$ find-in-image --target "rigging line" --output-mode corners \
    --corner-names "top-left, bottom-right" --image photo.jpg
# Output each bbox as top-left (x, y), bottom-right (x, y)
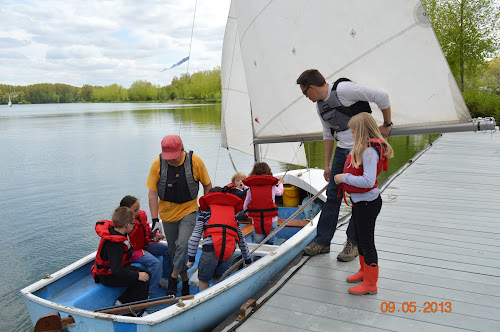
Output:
top-left (178, 0), bottom-right (198, 137)
top-left (184, 0), bottom-right (198, 100)
top-left (253, 21), bottom-right (421, 137)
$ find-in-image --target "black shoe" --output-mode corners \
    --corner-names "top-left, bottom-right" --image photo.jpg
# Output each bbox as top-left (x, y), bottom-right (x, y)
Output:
top-left (166, 276), bottom-right (177, 297)
top-left (181, 280), bottom-right (190, 296)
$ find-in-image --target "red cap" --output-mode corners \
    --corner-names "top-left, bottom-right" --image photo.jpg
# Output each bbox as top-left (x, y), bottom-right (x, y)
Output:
top-left (161, 135), bottom-right (183, 160)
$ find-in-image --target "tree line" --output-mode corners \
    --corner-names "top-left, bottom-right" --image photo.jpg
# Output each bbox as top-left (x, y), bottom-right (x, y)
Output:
top-left (0, 67), bottom-right (222, 105)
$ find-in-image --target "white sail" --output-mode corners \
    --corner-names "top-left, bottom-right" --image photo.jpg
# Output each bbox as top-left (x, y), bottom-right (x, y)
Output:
top-left (8, 94), bottom-right (12, 107)
top-left (221, 1), bottom-right (307, 166)
top-left (226, 0), bottom-right (471, 142)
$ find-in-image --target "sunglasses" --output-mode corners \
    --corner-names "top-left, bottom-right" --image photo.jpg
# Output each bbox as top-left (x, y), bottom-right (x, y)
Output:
top-left (303, 85), bottom-right (311, 96)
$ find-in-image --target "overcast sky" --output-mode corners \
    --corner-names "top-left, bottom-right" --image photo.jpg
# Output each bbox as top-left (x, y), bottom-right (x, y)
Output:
top-left (0, 0), bottom-right (231, 88)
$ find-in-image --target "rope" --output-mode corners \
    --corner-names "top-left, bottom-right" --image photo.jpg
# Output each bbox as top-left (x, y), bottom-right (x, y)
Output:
top-left (220, 181), bottom-right (329, 280)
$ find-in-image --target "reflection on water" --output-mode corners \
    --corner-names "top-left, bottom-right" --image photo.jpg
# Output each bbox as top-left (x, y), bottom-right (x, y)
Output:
top-left (0, 103), bottom-right (437, 331)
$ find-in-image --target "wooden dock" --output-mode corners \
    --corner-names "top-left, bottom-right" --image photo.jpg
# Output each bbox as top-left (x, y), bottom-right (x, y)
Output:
top-left (228, 130), bottom-right (500, 332)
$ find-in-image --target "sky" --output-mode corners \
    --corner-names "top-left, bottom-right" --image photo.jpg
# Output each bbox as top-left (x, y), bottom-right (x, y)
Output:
top-left (0, 0), bottom-right (231, 88)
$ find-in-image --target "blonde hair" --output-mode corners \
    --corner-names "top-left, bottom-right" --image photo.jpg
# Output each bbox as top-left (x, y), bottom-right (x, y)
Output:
top-left (249, 162), bottom-right (273, 176)
top-left (231, 172), bottom-right (247, 184)
top-left (348, 113), bottom-right (394, 168)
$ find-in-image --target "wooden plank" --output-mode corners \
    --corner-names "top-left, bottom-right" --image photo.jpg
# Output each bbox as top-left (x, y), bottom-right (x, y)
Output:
top-left (273, 284), bottom-right (500, 331)
top-left (278, 218), bottom-right (310, 227)
top-left (259, 292), bottom-right (462, 332)
top-left (236, 319), bottom-right (316, 332)
top-left (304, 256), bottom-right (500, 296)
top-left (241, 224), bottom-right (254, 238)
top-left (294, 265), bottom-right (500, 309)
top-left (288, 272), bottom-right (500, 319)
top-left (330, 241), bottom-right (496, 273)
top-left (332, 237), bottom-right (499, 260)
top-left (244, 303), bottom-right (389, 332)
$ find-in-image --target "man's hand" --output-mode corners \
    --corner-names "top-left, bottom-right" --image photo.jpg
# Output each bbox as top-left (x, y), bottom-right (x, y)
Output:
top-left (138, 272), bottom-right (150, 282)
top-left (379, 125), bottom-right (392, 138)
top-left (323, 165), bottom-right (331, 182)
top-left (186, 262), bottom-right (194, 269)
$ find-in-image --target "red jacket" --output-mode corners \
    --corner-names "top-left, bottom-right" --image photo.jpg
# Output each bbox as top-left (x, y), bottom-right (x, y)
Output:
top-left (128, 210), bottom-right (152, 252)
top-left (342, 139), bottom-right (389, 194)
top-left (243, 175), bottom-right (279, 235)
top-left (91, 220), bottom-right (133, 279)
top-left (199, 192), bottom-right (243, 261)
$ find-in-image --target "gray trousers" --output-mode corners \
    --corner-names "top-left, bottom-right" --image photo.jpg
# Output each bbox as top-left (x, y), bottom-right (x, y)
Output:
top-left (163, 211), bottom-right (197, 272)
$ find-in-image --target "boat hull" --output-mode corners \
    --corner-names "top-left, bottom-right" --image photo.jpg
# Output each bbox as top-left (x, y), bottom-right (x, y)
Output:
top-left (21, 169), bottom-right (326, 331)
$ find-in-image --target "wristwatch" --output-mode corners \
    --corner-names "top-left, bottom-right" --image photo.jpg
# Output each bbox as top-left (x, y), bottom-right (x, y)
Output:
top-left (383, 122), bottom-right (393, 127)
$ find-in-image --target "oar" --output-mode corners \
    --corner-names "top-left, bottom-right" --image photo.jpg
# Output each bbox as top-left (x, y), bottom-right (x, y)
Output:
top-left (96, 295), bottom-right (194, 315)
top-left (95, 294), bottom-right (175, 312)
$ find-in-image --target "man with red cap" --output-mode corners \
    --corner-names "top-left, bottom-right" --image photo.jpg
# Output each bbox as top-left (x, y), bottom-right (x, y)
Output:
top-left (146, 135), bottom-right (212, 296)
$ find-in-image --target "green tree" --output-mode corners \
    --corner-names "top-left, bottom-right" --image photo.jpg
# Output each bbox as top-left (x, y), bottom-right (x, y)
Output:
top-left (78, 84), bottom-right (94, 102)
top-left (423, 0), bottom-right (500, 91)
top-left (128, 80), bottom-right (157, 101)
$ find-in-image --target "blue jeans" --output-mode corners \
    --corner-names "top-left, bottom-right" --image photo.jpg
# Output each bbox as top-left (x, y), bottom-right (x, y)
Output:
top-left (253, 220), bottom-right (278, 245)
top-left (133, 242), bottom-right (172, 295)
top-left (314, 147), bottom-right (356, 246)
top-left (197, 246), bottom-right (232, 282)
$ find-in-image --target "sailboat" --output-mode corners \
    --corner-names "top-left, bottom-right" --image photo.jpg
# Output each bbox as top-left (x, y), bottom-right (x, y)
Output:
top-left (8, 94), bottom-right (12, 107)
top-left (21, 1), bottom-right (496, 331)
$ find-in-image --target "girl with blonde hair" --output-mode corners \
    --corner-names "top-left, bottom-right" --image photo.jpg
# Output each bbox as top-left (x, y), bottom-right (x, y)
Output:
top-left (334, 112), bottom-right (393, 296)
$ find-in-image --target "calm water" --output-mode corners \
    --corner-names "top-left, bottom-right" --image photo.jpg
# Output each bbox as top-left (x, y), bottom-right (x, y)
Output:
top-left (0, 103), bottom-right (436, 331)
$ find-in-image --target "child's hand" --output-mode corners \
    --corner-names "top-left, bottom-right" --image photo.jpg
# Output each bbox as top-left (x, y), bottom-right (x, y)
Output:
top-left (278, 177), bottom-right (284, 184)
top-left (186, 262), bottom-right (194, 269)
top-left (334, 173), bottom-right (345, 184)
top-left (155, 233), bottom-right (166, 241)
top-left (138, 272), bottom-right (150, 282)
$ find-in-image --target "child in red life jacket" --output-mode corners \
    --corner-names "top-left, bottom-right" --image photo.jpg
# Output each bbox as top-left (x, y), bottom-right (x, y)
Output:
top-left (91, 206), bottom-right (151, 307)
top-left (120, 195), bottom-right (173, 296)
top-left (186, 187), bottom-right (252, 291)
top-left (243, 162), bottom-right (284, 245)
top-left (334, 113), bottom-right (393, 296)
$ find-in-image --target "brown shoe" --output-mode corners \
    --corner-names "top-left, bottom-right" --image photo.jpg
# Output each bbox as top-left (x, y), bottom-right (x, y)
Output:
top-left (303, 242), bottom-right (330, 256)
top-left (337, 240), bottom-right (358, 262)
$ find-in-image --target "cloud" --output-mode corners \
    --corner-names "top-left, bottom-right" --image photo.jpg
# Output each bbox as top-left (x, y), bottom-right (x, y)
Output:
top-left (0, 0), bottom-right (231, 87)
top-left (0, 37), bottom-right (30, 48)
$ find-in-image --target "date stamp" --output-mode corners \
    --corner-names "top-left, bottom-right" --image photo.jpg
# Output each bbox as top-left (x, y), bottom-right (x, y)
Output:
top-left (381, 301), bottom-right (452, 313)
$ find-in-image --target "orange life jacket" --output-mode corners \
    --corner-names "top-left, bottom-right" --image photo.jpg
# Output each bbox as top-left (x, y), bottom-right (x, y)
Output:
top-left (341, 139), bottom-right (389, 195)
top-left (91, 219), bottom-right (133, 280)
top-left (243, 175), bottom-right (279, 235)
top-left (128, 210), bottom-right (151, 251)
top-left (199, 192), bottom-right (243, 261)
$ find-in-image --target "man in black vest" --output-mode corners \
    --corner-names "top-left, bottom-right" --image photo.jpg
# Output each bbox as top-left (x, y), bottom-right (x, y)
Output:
top-left (297, 69), bottom-right (393, 260)
top-left (146, 135), bottom-right (212, 296)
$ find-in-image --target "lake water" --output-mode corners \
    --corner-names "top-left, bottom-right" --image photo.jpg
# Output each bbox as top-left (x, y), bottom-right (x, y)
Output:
top-left (0, 103), bottom-right (436, 331)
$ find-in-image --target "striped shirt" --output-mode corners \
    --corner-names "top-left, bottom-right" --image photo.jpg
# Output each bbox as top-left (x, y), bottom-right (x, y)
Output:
top-left (188, 209), bottom-right (252, 264)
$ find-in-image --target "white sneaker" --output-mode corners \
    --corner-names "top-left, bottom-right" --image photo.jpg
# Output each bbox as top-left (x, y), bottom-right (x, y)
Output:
top-left (114, 299), bottom-right (123, 306)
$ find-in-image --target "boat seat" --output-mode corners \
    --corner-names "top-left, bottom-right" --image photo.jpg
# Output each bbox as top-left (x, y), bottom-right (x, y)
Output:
top-left (240, 224), bottom-right (254, 238)
top-left (278, 218), bottom-right (310, 227)
top-left (53, 262), bottom-right (147, 311)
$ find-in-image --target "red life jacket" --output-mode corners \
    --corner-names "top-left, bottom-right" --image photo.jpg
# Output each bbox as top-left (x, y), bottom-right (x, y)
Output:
top-left (243, 175), bottom-right (279, 235)
top-left (128, 210), bottom-right (151, 251)
top-left (199, 192), bottom-right (243, 261)
top-left (341, 139), bottom-right (389, 195)
top-left (91, 219), bottom-right (133, 280)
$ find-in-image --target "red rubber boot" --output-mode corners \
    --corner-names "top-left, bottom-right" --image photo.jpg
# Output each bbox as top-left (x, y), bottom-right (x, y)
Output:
top-left (346, 255), bottom-right (364, 283)
top-left (348, 263), bottom-right (378, 295)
